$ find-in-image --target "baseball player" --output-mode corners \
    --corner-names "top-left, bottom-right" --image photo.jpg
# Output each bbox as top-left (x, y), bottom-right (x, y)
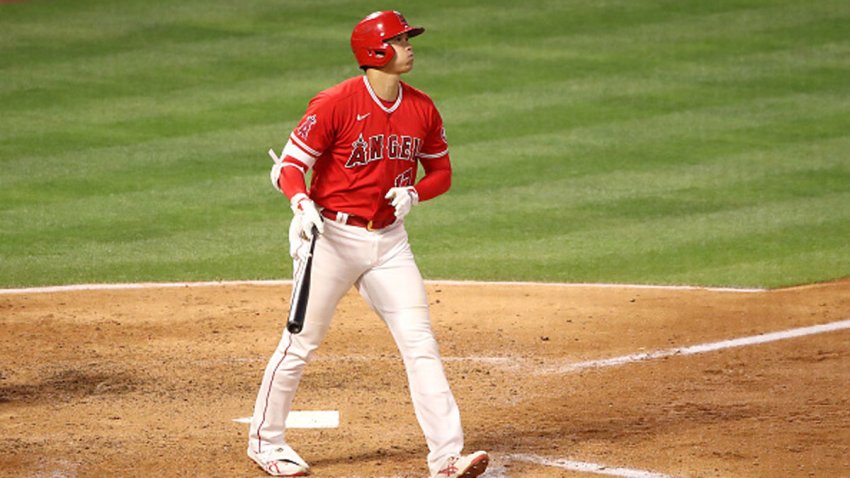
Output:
top-left (247, 10), bottom-right (489, 478)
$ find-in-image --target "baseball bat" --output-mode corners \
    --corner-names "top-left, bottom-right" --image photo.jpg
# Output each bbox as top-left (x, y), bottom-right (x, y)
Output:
top-left (286, 226), bottom-right (319, 334)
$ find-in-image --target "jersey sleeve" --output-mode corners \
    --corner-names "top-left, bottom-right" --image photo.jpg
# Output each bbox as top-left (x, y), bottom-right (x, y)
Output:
top-left (417, 104), bottom-right (449, 160)
top-left (281, 93), bottom-right (337, 170)
top-left (414, 154), bottom-right (451, 202)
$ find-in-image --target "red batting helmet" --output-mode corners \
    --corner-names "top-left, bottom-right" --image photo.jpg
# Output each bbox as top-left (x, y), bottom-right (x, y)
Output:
top-left (350, 11), bottom-right (424, 69)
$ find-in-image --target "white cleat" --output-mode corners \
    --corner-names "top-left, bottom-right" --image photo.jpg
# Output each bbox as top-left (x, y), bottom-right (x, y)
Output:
top-left (247, 445), bottom-right (310, 477)
top-left (432, 451), bottom-right (489, 478)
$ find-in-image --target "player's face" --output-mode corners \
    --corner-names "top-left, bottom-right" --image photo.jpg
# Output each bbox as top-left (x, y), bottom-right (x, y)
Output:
top-left (384, 33), bottom-right (414, 74)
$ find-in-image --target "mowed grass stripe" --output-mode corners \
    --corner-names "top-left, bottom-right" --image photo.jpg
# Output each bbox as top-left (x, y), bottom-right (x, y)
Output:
top-left (0, 218), bottom-right (287, 286)
top-left (7, 129), bottom-right (847, 249)
top-left (577, 219), bottom-right (850, 288)
top-left (4, 41), bottom-right (850, 184)
top-left (449, 91), bottom-right (850, 193)
top-left (0, 120), bottom-right (288, 186)
top-left (0, 124), bottom-right (284, 212)
top-left (429, 0), bottom-right (808, 45)
top-left (0, 173), bottom-right (274, 250)
top-left (438, 39), bottom-right (849, 129)
top-left (1, 73), bottom-right (329, 138)
top-left (417, 184), bottom-right (850, 251)
top-left (416, 193), bottom-right (850, 285)
top-left (5, 85), bottom-right (846, 221)
top-left (4, 1), bottom-right (845, 138)
top-left (5, 4), bottom-right (844, 110)
top-left (0, 0), bottom-right (355, 79)
top-left (418, 1), bottom-right (848, 93)
top-left (0, 30), bottom-right (349, 108)
top-left (447, 3), bottom-right (847, 69)
top-left (432, 135), bottom-right (850, 224)
top-left (663, 244), bottom-right (850, 287)
top-left (448, 67), bottom-right (849, 145)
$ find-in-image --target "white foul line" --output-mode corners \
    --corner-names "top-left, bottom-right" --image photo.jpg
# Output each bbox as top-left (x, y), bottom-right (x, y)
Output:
top-left (511, 454), bottom-right (677, 478)
top-left (552, 318), bottom-right (850, 374)
top-left (0, 279), bottom-right (766, 295)
top-left (0, 280), bottom-right (293, 295)
top-left (429, 280), bottom-right (765, 293)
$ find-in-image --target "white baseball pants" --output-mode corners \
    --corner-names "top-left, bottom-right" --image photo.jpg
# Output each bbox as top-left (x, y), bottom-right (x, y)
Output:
top-left (248, 219), bottom-right (464, 475)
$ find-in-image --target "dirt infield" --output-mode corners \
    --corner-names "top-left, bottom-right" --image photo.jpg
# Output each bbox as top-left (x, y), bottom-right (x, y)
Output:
top-left (1, 280), bottom-right (848, 478)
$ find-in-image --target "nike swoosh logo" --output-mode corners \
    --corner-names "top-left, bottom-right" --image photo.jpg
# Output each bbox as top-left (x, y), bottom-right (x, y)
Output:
top-left (356, 113), bottom-right (370, 121)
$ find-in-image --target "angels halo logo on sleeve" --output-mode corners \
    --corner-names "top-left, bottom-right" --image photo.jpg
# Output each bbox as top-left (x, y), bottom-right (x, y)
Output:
top-left (295, 115), bottom-right (317, 140)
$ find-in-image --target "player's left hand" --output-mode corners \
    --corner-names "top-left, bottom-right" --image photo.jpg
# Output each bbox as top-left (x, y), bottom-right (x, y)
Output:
top-left (290, 194), bottom-right (324, 239)
top-left (385, 187), bottom-right (419, 220)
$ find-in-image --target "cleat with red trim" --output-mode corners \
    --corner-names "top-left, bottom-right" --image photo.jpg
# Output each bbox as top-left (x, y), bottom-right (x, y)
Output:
top-left (432, 451), bottom-right (489, 478)
top-left (247, 445), bottom-right (310, 477)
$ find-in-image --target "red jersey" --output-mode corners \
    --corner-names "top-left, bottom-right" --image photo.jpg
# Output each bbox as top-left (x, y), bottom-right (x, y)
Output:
top-left (279, 76), bottom-right (450, 226)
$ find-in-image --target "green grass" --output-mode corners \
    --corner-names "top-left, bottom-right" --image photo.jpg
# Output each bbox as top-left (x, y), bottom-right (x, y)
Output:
top-left (1, 0), bottom-right (848, 288)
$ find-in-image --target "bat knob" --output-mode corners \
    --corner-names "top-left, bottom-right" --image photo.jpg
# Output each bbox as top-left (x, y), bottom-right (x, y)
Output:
top-left (287, 322), bottom-right (303, 334)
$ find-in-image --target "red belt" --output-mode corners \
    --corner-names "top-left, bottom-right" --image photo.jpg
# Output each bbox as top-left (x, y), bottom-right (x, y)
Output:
top-left (320, 208), bottom-right (395, 231)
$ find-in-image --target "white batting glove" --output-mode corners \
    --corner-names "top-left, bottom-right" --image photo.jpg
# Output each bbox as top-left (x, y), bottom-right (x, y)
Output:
top-left (384, 187), bottom-right (419, 220)
top-left (290, 193), bottom-right (324, 240)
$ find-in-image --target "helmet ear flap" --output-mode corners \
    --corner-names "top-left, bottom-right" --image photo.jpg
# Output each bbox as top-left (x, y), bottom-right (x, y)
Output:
top-left (368, 44), bottom-right (395, 66)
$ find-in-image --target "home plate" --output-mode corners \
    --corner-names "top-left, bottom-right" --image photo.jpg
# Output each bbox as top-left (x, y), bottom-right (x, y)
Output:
top-left (232, 411), bottom-right (339, 429)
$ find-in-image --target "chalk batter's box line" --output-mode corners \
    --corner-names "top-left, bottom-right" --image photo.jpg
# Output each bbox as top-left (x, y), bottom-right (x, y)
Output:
top-left (306, 319), bottom-right (850, 374)
top-left (550, 317), bottom-right (850, 374)
top-left (510, 453), bottom-right (679, 478)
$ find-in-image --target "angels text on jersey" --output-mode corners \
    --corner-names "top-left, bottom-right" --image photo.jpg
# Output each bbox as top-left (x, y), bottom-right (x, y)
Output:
top-left (346, 133), bottom-right (422, 168)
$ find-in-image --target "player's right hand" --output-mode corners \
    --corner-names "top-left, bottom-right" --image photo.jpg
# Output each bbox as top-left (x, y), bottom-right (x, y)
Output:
top-left (290, 194), bottom-right (324, 240)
